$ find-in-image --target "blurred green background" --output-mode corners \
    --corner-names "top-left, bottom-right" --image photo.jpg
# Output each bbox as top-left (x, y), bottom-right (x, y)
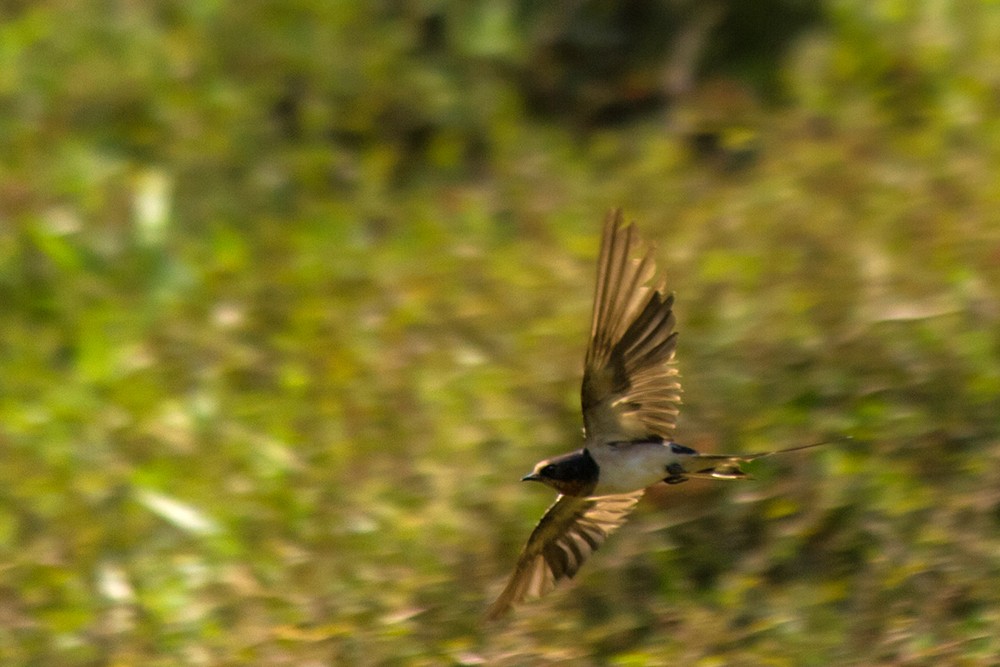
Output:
top-left (3, 1), bottom-right (1000, 664)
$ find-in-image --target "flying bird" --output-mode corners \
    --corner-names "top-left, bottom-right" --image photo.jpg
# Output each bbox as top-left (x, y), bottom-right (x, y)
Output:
top-left (486, 209), bottom-right (831, 620)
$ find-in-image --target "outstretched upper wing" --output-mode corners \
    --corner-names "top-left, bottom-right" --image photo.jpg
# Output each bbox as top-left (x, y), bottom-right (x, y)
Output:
top-left (485, 490), bottom-right (643, 620)
top-left (582, 210), bottom-right (681, 441)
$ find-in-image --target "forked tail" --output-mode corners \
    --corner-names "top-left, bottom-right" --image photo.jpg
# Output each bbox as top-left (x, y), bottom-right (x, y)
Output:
top-left (678, 436), bottom-right (851, 481)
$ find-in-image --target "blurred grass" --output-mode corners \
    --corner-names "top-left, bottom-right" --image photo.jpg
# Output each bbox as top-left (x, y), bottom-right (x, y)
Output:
top-left (2, 1), bottom-right (1000, 665)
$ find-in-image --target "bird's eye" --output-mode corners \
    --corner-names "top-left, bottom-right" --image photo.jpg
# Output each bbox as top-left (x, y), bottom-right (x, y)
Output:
top-left (541, 465), bottom-right (556, 477)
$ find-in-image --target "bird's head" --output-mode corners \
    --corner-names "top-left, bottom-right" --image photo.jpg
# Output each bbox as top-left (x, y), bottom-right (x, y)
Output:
top-left (522, 448), bottom-right (598, 497)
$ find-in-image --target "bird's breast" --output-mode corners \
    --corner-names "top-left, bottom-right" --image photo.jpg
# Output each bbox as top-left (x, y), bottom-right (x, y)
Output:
top-left (588, 441), bottom-right (686, 495)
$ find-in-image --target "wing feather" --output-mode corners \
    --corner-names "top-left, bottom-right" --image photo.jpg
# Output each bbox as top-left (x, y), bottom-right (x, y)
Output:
top-left (582, 210), bottom-right (681, 441)
top-left (485, 491), bottom-right (643, 620)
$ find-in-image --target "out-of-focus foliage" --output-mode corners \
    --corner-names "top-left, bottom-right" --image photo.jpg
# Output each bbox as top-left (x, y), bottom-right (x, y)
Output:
top-left (2, 0), bottom-right (1000, 664)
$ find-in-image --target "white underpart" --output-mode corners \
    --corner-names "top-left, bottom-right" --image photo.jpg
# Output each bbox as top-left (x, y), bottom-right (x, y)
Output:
top-left (587, 440), bottom-right (692, 495)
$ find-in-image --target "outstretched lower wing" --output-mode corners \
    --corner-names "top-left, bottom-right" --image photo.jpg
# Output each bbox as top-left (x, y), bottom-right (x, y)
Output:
top-left (582, 210), bottom-right (681, 441)
top-left (486, 490), bottom-right (643, 620)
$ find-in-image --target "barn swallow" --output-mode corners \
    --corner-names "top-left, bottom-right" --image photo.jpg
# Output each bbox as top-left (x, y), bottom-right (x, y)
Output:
top-left (486, 209), bottom-right (834, 620)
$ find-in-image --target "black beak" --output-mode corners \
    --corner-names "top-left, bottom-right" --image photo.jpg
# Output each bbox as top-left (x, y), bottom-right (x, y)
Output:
top-left (521, 472), bottom-right (542, 482)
